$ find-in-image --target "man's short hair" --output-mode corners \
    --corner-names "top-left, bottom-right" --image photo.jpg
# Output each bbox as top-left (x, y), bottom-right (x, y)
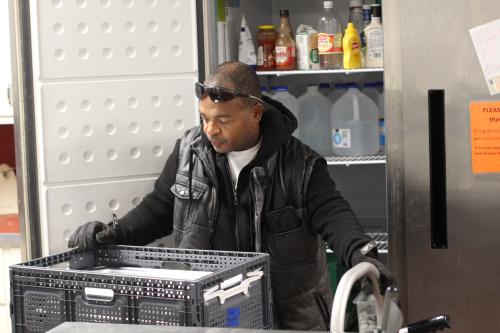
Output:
top-left (204, 62), bottom-right (261, 107)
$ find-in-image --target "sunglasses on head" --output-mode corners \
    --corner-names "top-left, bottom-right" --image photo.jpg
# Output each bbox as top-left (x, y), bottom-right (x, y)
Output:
top-left (195, 82), bottom-right (263, 104)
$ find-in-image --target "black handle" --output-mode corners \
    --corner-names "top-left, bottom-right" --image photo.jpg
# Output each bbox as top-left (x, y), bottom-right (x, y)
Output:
top-left (428, 90), bottom-right (448, 249)
top-left (406, 314), bottom-right (451, 333)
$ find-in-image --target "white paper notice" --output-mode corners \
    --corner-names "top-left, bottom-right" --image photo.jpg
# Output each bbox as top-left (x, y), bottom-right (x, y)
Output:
top-left (469, 18), bottom-right (500, 96)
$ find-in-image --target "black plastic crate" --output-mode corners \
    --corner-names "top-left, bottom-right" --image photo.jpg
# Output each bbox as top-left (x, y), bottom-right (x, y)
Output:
top-left (10, 245), bottom-right (272, 333)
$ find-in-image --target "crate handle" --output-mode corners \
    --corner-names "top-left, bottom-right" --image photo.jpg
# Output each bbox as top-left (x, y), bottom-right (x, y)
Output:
top-left (204, 270), bottom-right (264, 304)
top-left (84, 287), bottom-right (115, 303)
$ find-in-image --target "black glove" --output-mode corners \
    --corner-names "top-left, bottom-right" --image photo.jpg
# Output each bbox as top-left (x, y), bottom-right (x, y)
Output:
top-left (68, 221), bottom-right (122, 251)
top-left (351, 242), bottom-right (396, 295)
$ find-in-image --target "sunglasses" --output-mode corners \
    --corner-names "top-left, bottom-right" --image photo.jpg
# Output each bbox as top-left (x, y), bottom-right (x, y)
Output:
top-left (195, 82), bottom-right (263, 104)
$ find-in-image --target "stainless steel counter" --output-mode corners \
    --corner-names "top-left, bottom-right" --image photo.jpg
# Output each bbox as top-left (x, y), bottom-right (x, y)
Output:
top-left (47, 323), bottom-right (308, 333)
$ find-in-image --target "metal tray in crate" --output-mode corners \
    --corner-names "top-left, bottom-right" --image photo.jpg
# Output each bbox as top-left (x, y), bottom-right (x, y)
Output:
top-left (9, 245), bottom-right (272, 333)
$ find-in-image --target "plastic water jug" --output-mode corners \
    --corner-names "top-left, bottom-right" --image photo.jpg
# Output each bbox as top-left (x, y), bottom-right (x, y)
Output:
top-left (298, 84), bottom-right (333, 155)
top-left (328, 83), bottom-right (349, 103)
top-left (271, 86), bottom-right (299, 137)
top-left (261, 86), bottom-right (272, 98)
top-left (331, 83), bottom-right (379, 156)
top-left (319, 83), bottom-right (331, 96)
top-left (362, 82), bottom-right (384, 151)
top-left (362, 82), bottom-right (384, 118)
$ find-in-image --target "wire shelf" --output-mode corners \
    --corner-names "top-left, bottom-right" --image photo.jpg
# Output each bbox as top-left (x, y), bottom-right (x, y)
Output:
top-left (325, 154), bottom-right (386, 166)
top-left (256, 68), bottom-right (384, 77)
top-left (364, 225), bottom-right (388, 253)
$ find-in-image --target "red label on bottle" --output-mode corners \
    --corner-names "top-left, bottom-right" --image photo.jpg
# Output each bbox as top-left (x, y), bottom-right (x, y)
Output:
top-left (275, 46), bottom-right (296, 68)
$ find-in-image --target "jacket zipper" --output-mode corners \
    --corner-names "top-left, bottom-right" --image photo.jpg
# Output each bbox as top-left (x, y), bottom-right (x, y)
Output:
top-left (224, 158), bottom-right (242, 250)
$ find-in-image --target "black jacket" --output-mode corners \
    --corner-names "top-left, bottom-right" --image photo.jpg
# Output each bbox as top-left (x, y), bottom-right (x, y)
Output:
top-left (118, 96), bottom-right (372, 330)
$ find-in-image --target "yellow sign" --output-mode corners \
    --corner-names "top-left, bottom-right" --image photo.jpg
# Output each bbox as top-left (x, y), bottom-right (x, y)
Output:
top-left (470, 101), bottom-right (500, 173)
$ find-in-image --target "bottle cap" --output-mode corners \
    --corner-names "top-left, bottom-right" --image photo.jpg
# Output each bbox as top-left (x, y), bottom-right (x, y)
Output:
top-left (346, 22), bottom-right (356, 30)
top-left (258, 25), bottom-right (275, 30)
top-left (323, 1), bottom-right (333, 9)
top-left (271, 85), bottom-right (289, 92)
top-left (371, 4), bottom-right (381, 18)
top-left (362, 4), bottom-right (371, 10)
top-left (279, 9), bottom-right (289, 16)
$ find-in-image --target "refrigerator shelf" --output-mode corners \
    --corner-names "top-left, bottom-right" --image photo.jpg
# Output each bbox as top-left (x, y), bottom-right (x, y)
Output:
top-left (364, 225), bottom-right (388, 253)
top-left (325, 154), bottom-right (386, 166)
top-left (256, 68), bottom-right (383, 77)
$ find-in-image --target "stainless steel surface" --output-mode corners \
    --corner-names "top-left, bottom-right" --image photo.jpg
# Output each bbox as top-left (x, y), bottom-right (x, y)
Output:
top-left (201, 0), bottom-right (217, 77)
top-left (8, 0), bottom-right (41, 261)
top-left (46, 323), bottom-right (310, 333)
top-left (387, 0), bottom-right (500, 331)
top-left (383, 0), bottom-right (407, 320)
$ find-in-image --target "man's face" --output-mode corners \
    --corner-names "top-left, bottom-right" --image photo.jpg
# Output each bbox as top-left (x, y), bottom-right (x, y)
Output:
top-left (199, 96), bottom-right (262, 153)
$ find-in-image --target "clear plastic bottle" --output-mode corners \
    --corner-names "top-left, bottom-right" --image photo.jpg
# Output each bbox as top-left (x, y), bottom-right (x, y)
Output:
top-left (353, 291), bottom-right (378, 333)
top-left (298, 84), bottom-right (333, 155)
top-left (318, 1), bottom-right (343, 69)
top-left (331, 83), bottom-right (380, 156)
top-left (271, 86), bottom-right (299, 137)
top-left (275, 10), bottom-right (296, 71)
top-left (349, 0), bottom-right (364, 35)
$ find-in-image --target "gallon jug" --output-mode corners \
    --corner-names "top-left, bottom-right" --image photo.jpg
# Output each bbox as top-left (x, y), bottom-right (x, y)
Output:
top-left (298, 84), bottom-right (333, 155)
top-left (331, 83), bottom-right (379, 156)
top-left (328, 83), bottom-right (348, 103)
top-left (362, 82), bottom-right (384, 151)
top-left (319, 82), bottom-right (331, 96)
top-left (261, 86), bottom-right (272, 98)
top-left (271, 85), bottom-right (299, 137)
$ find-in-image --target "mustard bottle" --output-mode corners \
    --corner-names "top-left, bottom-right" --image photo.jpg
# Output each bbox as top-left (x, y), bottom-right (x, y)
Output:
top-left (342, 22), bottom-right (361, 69)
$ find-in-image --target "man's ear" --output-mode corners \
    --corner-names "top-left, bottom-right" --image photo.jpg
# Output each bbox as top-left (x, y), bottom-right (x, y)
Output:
top-left (252, 102), bottom-right (264, 121)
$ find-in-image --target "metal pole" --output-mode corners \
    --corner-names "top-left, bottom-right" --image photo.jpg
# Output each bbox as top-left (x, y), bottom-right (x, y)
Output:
top-left (8, 0), bottom-right (41, 260)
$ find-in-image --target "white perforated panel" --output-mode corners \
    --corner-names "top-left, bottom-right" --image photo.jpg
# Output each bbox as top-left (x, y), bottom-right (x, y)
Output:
top-left (29, 0), bottom-right (199, 255)
top-left (46, 178), bottom-right (155, 253)
top-left (37, 0), bottom-right (196, 78)
top-left (41, 78), bottom-right (196, 182)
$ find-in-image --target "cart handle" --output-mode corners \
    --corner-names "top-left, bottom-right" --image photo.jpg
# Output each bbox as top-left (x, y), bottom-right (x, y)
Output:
top-left (204, 270), bottom-right (264, 304)
top-left (330, 262), bottom-right (385, 333)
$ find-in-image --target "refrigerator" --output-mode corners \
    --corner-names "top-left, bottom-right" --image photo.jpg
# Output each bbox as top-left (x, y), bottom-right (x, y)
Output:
top-left (8, 0), bottom-right (500, 332)
top-left (384, 0), bottom-right (500, 331)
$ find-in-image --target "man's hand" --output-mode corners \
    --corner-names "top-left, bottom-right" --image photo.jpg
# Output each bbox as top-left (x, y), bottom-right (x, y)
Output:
top-left (68, 221), bottom-right (122, 251)
top-left (357, 255), bottom-right (396, 295)
top-left (351, 242), bottom-right (396, 295)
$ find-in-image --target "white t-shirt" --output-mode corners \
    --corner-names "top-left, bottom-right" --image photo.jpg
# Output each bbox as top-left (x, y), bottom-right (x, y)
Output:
top-left (227, 139), bottom-right (262, 188)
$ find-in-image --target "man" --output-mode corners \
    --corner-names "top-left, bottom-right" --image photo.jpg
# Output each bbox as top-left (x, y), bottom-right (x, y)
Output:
top-left (68, 61), bottom-right (394, 330)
